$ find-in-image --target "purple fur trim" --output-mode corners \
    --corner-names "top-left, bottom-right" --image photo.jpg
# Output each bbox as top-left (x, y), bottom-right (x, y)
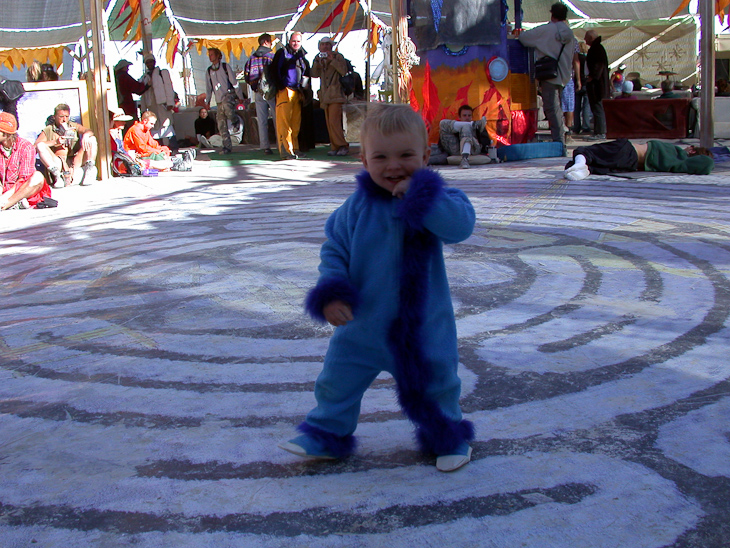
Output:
top-left (387, 217), bottom-right (475, 454)
top-left (417, 419), bottom-right (475, 455)
top-left (356, 170), bottom-right (391, 199)
top-left (298, 421), bottom-right (357, 458)
top-left (396, 169), bottom-right (444, 231)
top-left (305, 277), bottom-right (359, 323)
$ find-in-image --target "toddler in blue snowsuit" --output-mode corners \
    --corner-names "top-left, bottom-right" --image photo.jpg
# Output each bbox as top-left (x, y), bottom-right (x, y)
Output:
top-left (279, 103), bottom-right (476, 471)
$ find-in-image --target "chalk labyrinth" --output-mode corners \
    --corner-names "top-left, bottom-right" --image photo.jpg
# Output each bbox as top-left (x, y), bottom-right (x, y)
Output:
top-left (1, 173), bottom-right (729, 546)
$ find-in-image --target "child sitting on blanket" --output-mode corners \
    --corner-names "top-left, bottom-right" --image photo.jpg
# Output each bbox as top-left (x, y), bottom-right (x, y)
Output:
top-left (279, 103), bottom-right (476, 472)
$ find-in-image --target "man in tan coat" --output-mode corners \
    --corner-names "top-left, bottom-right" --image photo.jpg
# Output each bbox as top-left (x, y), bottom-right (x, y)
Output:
top-left (310, 36), bottom-right (350, 156)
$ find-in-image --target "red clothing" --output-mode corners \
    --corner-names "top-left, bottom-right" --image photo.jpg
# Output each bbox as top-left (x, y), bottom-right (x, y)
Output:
top-left (116, 70), bottom-right (147, 118)
top-left (1, 136), bottom-right (51, 208)
top-left (123, 121), bottom-right (169, 157)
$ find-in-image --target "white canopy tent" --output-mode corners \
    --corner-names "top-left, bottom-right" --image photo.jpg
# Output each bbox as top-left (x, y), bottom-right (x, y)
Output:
top-left (0, 0), bottom-right (721, 148)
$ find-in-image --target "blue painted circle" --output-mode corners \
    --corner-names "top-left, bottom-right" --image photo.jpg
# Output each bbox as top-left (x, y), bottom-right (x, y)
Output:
top-left (490, 57), bottom-right (509, 82)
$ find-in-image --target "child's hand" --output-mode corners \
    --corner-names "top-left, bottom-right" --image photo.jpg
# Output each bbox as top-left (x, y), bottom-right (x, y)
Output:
top-left (323, 300), bottom-right (353, 326)
top-left (392, 177), bottom-right (411, 198)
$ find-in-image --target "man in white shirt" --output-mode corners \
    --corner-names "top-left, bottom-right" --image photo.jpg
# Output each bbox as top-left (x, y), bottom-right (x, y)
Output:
top-left (140, 54), bottom-right (178, 152)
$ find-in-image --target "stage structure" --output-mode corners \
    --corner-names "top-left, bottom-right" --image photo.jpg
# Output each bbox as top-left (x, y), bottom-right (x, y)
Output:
top-left (406, 0), bottom-right (537, 146)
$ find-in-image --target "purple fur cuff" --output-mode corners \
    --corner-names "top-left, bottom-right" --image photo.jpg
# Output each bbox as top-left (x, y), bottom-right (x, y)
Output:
top-left (298, 422), bottom-right (357, 458)
top-left (305, 276), bottom-right (360, 323)
top-left (396, 169), bottom-right (445, 231)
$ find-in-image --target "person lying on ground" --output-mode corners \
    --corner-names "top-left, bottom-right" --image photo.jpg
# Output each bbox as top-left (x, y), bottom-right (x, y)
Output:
top-left (1, 112), bottom-right (52, 211)
top-left (564, 138), bottom-right (714, 180)
top-left (35, 103), bottom-right (98, 188)
top-left (123, 111), bottom-right (193, 172)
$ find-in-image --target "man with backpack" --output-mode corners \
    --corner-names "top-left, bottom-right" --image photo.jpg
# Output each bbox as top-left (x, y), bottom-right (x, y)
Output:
top-left (310, 36), bottom-right (350, 156)
top-left (245, 34), bottom-right (277, 155)
top-left (205, 47), bottom-right (244, 155)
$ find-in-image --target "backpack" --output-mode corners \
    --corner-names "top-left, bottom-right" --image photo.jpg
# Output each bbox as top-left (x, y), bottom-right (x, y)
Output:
top-left (245, 54), bottom-right (275, 99)
top-left (0, 79), bottom-right (25, 102)
top-left (111, 151), bottom-right (143, 176)
top-left (339, 59), bottom-right (364, 100)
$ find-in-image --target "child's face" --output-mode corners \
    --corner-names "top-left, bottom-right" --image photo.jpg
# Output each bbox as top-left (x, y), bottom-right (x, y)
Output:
top-left (362, 130), bottom-right (430, 193)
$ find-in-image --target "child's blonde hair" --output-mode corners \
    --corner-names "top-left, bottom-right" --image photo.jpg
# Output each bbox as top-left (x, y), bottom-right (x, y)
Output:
top-left (360, 103), bottom-right (428, 153)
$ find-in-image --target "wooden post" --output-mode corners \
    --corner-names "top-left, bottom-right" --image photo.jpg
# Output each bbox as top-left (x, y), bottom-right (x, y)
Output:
top-left (389, 0), bottom-right (402, 103)
top-left (699, 0), bottom-right (715, 147)
top-left (140, 0), bottom-right (154, 57)
top-left (366, 0), bottom-right (372, 104)
top-left (89, 0), bottom-right (111, 180)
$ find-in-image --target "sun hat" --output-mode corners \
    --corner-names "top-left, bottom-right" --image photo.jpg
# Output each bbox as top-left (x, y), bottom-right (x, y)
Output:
top-left (0, 112), bottom-right (18, 134)
top-left (112, 110), bottom-right (133, 122)
top-left (114, 59), bottom-right (133, 72)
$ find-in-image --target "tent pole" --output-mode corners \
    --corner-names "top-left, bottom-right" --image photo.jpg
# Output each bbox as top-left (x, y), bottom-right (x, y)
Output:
top-left (366, 0), bottom-right (372, 104)
top-left (140, 0), bottom-right (154, 56)
top-left (699, 0), bottom-right (715, 148)
top-left (89, 0), bottom-right (111, 181)
top-left (390, 0), bottom-right (405, 103)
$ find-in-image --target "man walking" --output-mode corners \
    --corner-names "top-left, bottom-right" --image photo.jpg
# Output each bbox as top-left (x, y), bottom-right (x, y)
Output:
top-left (244, 34), bottom-right (277, 155)
top-left (205, 47), bottom-right (244, 155)
top-left (517, 2), bottom-right (576, 145)
top-left (584, 29), bottom-right (610, 140)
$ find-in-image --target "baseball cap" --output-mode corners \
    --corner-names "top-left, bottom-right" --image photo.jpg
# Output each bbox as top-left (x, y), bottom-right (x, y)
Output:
top-left (0, 112), bottom-right (18, 134)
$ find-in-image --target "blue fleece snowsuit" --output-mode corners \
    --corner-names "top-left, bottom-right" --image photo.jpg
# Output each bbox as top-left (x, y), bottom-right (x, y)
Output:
top-left (303, 168), bottom-right (476, 457)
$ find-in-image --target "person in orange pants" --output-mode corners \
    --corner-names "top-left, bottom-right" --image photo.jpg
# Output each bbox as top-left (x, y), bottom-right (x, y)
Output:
top-left (271, 32), bottom-right (311, 160)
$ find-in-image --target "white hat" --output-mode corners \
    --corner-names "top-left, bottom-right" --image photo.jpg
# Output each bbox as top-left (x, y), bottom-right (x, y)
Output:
top-left (112, 110), bottom-right (133, 122)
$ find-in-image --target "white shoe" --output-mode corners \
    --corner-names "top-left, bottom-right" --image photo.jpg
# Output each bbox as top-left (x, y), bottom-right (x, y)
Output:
top-left (80, 164), bottom-right (97, 186)
top-left (565, 165), bottom-right (590, 180)
top-left (436, 446), bottom-right (472, 472)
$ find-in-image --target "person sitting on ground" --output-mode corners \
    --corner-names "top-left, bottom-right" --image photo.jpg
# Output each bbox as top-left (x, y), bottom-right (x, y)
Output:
top-left (438, 105), bottom-right (488, 169)
top-left (35, 103), bottom-right (98, 188)
top-left (194, 107), bottom-right (217, 149)
top-left (310, 36), bottom-right (350, 157)
top-left (1, 112), bottom-right (52, 211)
top-left (563, 138), bottom-right (714, 180)
top-left (109, 110), bottom-right (171, 173)
top-left (123, 110), bottom-right (193, 172)
top-left (657, 79), bottom-right (683, 99)
top-left (614, 80), bottom-right (636, 100)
